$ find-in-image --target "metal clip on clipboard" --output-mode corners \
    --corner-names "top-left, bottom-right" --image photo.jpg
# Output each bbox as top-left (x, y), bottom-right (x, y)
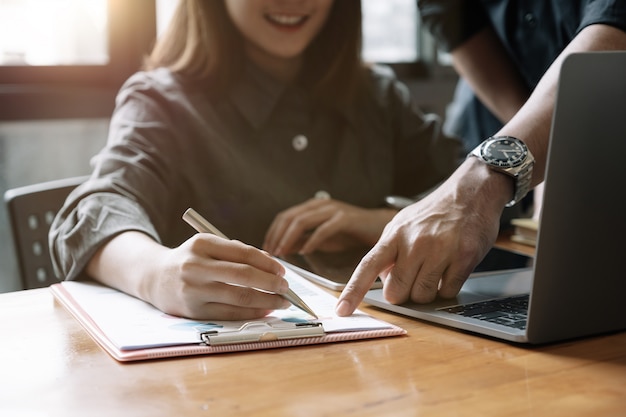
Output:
top-left (200, 321), bottom-right (324, 346)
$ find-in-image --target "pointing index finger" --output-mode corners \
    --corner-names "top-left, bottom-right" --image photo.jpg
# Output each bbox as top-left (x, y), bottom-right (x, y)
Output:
top-left (335, 242), bottom-right (397, 316)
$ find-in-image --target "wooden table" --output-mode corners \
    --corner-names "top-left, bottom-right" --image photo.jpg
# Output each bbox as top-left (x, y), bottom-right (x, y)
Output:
top-left (1, 238), bottom-right (625, 416)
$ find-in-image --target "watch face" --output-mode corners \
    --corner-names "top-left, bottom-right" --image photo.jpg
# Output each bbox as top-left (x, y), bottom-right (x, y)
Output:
top-left (480, 137), bottom-right (528, 168)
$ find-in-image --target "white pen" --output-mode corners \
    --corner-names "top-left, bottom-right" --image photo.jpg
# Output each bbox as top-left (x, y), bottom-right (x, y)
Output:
top-left (182, 208), bottom-right (318, 319)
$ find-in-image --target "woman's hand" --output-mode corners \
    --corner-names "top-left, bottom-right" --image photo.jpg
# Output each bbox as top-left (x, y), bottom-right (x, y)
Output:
top-left (87, 231), bottom-right (291, 321)
top-left (263, 198), bottom-right (397, 256)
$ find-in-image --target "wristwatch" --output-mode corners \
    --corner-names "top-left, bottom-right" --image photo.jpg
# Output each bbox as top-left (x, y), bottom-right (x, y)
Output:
top-left (468, 136), bottom-right (534, 207)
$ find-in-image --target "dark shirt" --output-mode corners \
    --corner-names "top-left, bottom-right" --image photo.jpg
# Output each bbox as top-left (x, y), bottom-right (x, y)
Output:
top-left (50, 62), bottom-right (461, 281)
top-left (418, 0), bottom-right (626, 148)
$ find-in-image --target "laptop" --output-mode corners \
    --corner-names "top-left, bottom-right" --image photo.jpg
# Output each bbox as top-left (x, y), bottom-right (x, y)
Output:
top-left (364, 51), bottom-right (626, 344)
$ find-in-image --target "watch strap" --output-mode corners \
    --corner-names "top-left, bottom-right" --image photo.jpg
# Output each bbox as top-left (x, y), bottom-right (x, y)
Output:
top-left (507, 160), bottom-right (533, 207)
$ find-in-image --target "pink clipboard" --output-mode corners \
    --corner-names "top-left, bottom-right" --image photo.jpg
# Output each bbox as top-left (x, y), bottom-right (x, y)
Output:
top-left (50, 281), bottom-right (406, 362)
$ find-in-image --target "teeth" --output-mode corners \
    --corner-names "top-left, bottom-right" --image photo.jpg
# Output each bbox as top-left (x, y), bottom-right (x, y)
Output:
top-left (267, 14), bottom-right (305, 26)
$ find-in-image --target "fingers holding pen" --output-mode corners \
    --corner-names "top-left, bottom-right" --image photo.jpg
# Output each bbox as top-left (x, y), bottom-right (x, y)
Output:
top-left (182, 280), bottom-right (290, 321)
top-left (179, 208), bottom-right (317, 320)
top-left (184, 233), bottom-right (290, 294)
top-left (151, 234), bottom-right (292, 320)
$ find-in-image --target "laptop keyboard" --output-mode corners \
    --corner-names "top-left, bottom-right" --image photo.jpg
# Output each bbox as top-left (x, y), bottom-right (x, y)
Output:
top-left (440, 295), bottom-right (529, 330)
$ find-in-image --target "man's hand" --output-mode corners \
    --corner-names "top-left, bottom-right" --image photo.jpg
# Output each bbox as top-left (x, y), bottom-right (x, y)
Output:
top-left (336, 159), bottom-right (506, 316)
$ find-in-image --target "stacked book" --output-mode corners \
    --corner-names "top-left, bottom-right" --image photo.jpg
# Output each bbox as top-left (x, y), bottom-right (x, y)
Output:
top-left (510, 217), bottom-right (539, 247)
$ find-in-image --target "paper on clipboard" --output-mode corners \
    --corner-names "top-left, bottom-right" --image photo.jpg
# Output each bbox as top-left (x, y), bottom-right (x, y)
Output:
top-left (50, 265), bottom-right (406, 361)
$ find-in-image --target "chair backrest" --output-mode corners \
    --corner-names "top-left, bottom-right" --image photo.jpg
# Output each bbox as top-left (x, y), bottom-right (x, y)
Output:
top-left (3, 176), bottom-right (88, 289)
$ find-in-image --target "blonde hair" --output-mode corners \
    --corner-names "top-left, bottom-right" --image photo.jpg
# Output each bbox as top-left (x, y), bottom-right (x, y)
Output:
top-left (145, 0), bottom-right (364, 104)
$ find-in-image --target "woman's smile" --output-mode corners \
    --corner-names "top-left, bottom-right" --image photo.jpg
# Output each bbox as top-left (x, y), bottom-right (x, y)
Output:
top-left (265, 13), bottom-right (309, 29)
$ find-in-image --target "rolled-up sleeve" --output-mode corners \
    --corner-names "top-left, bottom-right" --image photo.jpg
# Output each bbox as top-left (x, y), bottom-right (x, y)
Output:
top-left (417, 0), bottom-right (490, 52)
top-left (49, 191), bottom-right (158, 281)
top-left (49, 71), bottom-right (186, 281)
top-left (579, 0), bottom-right (626, 33)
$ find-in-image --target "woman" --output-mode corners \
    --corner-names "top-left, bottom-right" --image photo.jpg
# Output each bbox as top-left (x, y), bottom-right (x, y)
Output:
top-left (50, 0), bottom-right (460, 320)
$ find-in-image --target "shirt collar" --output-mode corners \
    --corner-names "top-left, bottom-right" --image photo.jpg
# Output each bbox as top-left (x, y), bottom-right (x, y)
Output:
top-left (229, 60), bottom-right (357, 130)
top-left (229, 61), bottom-right (288, 130)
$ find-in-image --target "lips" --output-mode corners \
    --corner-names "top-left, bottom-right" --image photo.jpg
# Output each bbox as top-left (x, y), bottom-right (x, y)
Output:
top-left (265, 13), bottom-right (309, 28)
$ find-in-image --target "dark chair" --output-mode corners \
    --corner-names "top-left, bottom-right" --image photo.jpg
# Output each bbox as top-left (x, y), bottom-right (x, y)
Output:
top-left (4, 176), bottom-right (88, 289)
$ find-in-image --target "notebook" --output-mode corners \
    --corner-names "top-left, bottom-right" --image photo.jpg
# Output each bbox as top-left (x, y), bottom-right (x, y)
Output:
top-left (51, 264), bottom-right (405, 362)
top-left (363, 51), bottom-right (626, 344)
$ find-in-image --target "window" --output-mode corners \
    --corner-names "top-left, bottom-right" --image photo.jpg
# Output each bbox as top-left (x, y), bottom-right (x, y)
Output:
top-left (0, 0), bottom-right (108, 66)
top-left (0, 0), bottom-right (156, 120)
top-left (361, 0), bottom-right (419, 63)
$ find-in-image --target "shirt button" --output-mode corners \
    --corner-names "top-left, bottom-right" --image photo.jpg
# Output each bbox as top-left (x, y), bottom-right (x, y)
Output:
top-left (292, 134), bottom-right (308, 151)
top-left (524, 13), bottom-right (536, 27)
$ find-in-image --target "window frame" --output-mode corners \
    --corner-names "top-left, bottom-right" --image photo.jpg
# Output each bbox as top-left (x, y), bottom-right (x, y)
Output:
top-left (0, 0), bottom-right (156, 121)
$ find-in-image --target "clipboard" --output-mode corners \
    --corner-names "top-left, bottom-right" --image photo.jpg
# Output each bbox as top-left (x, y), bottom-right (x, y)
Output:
top-left (50, 267), bottom-right (406, 362)
top-left (199, 321), bottom-right (324, 345)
